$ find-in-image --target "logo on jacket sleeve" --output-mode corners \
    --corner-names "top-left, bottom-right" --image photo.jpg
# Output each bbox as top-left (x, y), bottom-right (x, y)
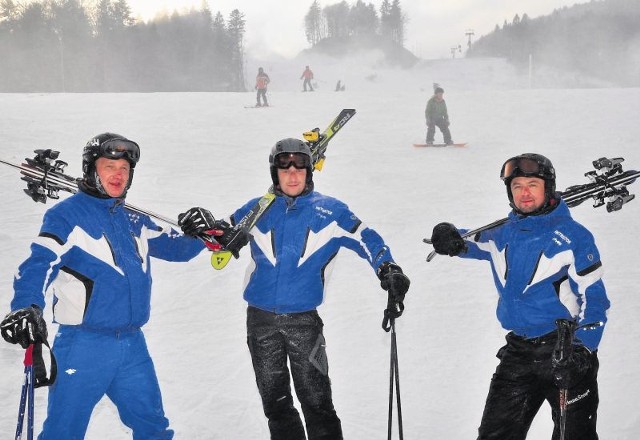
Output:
top-left (314, 206), bottom-right (333, 219)
top-left (553, 230), bottom-right (572, 246)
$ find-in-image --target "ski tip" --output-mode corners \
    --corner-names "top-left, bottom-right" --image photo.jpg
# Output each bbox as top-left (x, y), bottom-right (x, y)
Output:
top-left (210, 251), bottom-right (233, 270)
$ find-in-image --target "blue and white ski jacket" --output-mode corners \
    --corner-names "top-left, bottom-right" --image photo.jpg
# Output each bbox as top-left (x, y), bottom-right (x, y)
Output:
top-left (230, 191), bottom-right (395, 314)
top-left (460, 200), bottom-right (609, 351)
top-left (11, 191), bottom-right (204, 331)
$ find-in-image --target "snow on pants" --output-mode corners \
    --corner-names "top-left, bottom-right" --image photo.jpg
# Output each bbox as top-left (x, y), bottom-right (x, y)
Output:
top-left (477, 331), bottom-right (599, 440)
top-left (246, 306), bottom-right (343, 440)
top-left (38, 325), bottom-right (173, 440)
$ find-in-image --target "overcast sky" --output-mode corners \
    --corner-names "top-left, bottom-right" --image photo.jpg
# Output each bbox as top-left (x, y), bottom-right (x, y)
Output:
top-left (127, 0), bottom-right (589, 59)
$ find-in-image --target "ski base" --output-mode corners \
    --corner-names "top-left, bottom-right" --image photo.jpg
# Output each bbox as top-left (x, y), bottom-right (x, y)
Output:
top-left (413, 143), bottom-right (468, 148)
top-left (245, 105), bottom-right (273, 109)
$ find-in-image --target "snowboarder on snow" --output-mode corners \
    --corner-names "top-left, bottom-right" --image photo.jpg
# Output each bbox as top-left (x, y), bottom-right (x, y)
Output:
top-left (178, 138), bottom-right (410, 440)
top-left (429, 153), bottom-right (609, 439)
top-left (425, 87), bottom-right (453, 145)
top-left (300, 65), bottom-right (314, 92)
top-left (0, 133), bottom-right (207, 439)
top-left (255, 67), bottom-right (270, 107)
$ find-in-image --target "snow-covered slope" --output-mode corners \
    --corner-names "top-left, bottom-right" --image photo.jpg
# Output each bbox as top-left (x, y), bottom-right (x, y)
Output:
top-left (1, 58), bottom-right (639, 439)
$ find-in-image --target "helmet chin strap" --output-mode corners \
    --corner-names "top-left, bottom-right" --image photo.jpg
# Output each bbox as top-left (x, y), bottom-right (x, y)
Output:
top-left (94, 172), bottom-right (107, 196)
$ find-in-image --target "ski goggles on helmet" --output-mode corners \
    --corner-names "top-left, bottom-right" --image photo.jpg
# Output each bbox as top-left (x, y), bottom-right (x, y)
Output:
top-left (274, 152), bottom-right (310, 170)
top-left (99, 138), bottom-right (140, 164)
top-left (500, 156), bottom-right (553, 182)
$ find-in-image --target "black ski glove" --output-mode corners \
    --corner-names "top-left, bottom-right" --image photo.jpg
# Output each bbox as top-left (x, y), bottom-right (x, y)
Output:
top-left (551, 318), bottom-right (594, 389)
top-left (552, 344), bottom-right (594, 389)
top-left (431, 222), bottom-right (467, 256)
top-left (178, 207), bottom-right (216, 237)
top-left (377, 262), bottom-right (410, 303)
top-left (1, 305), bottom-right (48, 349)
top-left (212, 219), bottom-right (251, 259)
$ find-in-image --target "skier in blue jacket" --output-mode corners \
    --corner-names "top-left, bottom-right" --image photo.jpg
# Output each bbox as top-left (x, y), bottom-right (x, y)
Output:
top-left (0, 133), bottom-right (206, 439)
top-left (178, 138), bottom-right (410, 440)
top-left (429, 153), bottom-right (610, 440)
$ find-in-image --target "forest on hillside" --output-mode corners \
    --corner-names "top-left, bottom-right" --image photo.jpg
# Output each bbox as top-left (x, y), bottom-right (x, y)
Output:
top-left (468, 0), bottom-right (640, 86)
top-left (300, 0), bottom-right (417, 67)
top-left (0, 0), bottom-right (246, 92)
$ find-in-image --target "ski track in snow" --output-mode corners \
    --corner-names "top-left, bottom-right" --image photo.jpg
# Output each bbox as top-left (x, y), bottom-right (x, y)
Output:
top-left (1, 57), bottom-right (640, 439)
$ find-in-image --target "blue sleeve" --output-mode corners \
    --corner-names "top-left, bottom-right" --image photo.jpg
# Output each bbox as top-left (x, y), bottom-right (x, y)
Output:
top-left (457, 227), bottom-right (493, 262)
top-left (335, 206), bottom-right (394, 272)
top-left (570, 229), bottom-right (610, 351)
top-left (144, 216), bottom-right (206, 262)
top-left (230, 196), bottom-right (263, 226)
top-left (12, 209), bottom-right (71, 311)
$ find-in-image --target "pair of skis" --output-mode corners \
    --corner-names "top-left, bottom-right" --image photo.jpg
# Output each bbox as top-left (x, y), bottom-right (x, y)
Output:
top-left (423, 157), bottom-right (639, 261)
top-left (208, 108), bottom-right (356, 269)
top-left (0, 108), bottom-right (357, 270)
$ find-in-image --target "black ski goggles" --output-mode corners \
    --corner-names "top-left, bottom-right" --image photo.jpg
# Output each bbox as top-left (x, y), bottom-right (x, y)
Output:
top-left (500, 157), bottom-right (548, 181)
top-left (274, 153), bottom-right (310, 170)
top-left (99, 139), bottom-right (140, 164)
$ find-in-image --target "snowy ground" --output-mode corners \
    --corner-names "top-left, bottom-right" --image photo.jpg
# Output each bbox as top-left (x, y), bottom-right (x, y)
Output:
top-left (1, 57), bottom-right (639, 439)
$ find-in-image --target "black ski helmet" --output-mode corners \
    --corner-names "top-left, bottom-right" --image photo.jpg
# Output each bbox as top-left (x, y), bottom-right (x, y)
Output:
top-left (269, 138), bottom-right (314, 189)
top-left (82, 132), bottom-right (140, 197)
top-left (500, 153), bottom-right (557, 213)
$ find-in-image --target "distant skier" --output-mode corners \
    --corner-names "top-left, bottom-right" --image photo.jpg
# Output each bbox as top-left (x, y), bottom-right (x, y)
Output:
top-left (178, 138), bottom-right (410, 440)
top-left (335, 80), bottom-right (345, 92)
top-left (425, 87), bottom-right (453, 145)
top-left (255, 67), bottom-right (270, 107)
top-left (300, 65), bottom-right (314, 92)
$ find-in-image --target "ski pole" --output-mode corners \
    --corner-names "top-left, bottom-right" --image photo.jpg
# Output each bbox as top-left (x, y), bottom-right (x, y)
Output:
top-left (382, 295), bottom-right (404, 440)
top-left (558, 387), bottom-right (568, 440)
top-left (15, 344), bottom-right (35, 440)
top-left (552, 319), bottom-right (576, 440)
top-left (551, 320), bottom-right (603, 440)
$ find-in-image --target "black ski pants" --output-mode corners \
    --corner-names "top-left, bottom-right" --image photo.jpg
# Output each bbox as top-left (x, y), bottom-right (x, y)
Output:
top-left (477, 331), bottom-right (599, 440)
top-left (247, 306), bottom-right (343, 440)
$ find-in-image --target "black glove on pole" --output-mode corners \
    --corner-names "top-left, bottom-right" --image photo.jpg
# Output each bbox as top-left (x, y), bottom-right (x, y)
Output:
top-left (378, 262), bottom-right (410, 331)
top-left (1, 305), bottom-right (48, 349)
top-left (552, 319), bottom-right (594, 389)
top-left (431, 222), bottom-right (467, 257)
top-left (211, 220), bottom-right (251, 259)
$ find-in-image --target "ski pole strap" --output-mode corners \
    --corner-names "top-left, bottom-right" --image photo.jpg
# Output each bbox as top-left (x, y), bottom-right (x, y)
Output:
top-left (382, 294), bottom-right (405, 332)
top-left (31, 341), bottom-right (57, 388)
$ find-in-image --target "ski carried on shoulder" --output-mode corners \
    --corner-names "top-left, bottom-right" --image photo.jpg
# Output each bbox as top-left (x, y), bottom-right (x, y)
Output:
top-left (209, 108), bottom-right (357, 270)
top-left (422, 157), bottom-right (639, 261)
top-left (0, 150), bottom-right (220, 251)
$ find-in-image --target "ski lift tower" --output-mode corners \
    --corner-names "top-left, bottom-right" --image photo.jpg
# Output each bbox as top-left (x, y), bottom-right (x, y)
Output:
top-left (465, 29), bottom-right (475, 50)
